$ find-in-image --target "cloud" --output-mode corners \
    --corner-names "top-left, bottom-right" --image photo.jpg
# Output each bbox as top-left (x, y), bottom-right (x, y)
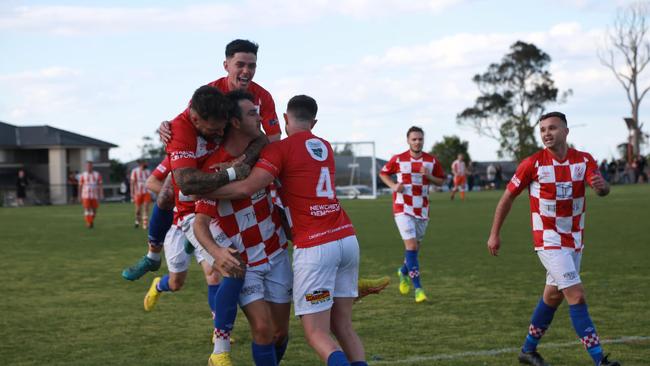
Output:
top-left (0, 0), bottom-right (466, 35)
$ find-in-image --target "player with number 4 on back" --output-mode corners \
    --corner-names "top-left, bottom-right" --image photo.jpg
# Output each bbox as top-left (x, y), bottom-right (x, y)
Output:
top-left (487, 112), bottom-right (619, 366)
top-left (202, 95), bottom-right (368, 366)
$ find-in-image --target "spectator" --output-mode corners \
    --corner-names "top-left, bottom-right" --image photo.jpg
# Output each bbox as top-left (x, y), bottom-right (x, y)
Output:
top-left (634, 154), bottom-right (648, 183)
top-left (494, 163), bottom-right (504, 189)
top-left (607, 160), bottom-right (617, 184)
top-left (599, 159), bottom-right (610, 182)
top-left (68, 171), bottom-right (78, 203)
top-left (16, 169), bottom-right (28, 207)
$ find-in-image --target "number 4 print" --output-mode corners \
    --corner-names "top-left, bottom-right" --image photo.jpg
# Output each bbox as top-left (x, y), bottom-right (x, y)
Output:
top-left (316, 167), bottom-right (334, 199)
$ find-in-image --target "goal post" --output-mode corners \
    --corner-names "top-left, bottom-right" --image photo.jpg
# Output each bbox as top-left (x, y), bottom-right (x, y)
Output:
top-left (330, 141), bottom-right (377, 199)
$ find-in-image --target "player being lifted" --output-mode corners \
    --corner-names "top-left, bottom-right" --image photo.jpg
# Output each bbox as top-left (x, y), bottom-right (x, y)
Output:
top-left (379, 127), bottom-right (445, 303)
top-left (130, 159), bottom-right (152, 229)
top-left (191, 90), bottom-right (292, 366)
top-left (122, 39), bottom-right (280, 281)
top-left (203, 95), bottom-right (369, 366)
top-left (78, 160), bottom-right (103, 229)
top-left (487, 112), bottom-right (619, 366)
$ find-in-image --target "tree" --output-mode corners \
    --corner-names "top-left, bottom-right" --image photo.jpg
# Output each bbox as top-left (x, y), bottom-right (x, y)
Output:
top-left (138, 135), bottom-right (165, 160)
top-left (431, 135), bottom-right (471, 172)
top-left (109, 159), bottom-right (126, 183)
top-left (457, 41), bottom-right (571, 161)
top-left (599, 1), bottom-right (650, 160)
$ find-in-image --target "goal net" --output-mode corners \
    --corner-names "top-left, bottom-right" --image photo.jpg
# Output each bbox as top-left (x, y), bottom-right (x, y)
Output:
top-left (330, 141), bottom-right (377, 199)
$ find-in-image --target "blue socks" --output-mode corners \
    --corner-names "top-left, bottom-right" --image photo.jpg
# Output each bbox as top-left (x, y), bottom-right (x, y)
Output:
top-left (350, 362), bottom-right (368, 366)
top-left (148, 203), bottom-right (173, 245)
top-left (156, 274), bottom-right (171, 292)
top-left (252, 342), bottom-right (277, 366)
top-left (208, 284), bottom-right (220, 316)
top-left (327, 350), bottom-right (349, 366)
top-left (400, 262), bottom-right (408, 276)
top-left (522, 298), bottom-right (558, 352)
top-left (569, 303), bottom-right (603, 365)
top-left (275, 336), bottom-right (288, 364)
top-left (405, 250), bottom-right (421, 288)
top-left (213, 277), bottom-right (244, 334)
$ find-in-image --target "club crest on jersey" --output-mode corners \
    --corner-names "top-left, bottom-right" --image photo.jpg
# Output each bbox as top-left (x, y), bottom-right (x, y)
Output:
top-left (305, 289), bottom-right (331, 305)
top-left (305, 138), bottom-right (328, 161)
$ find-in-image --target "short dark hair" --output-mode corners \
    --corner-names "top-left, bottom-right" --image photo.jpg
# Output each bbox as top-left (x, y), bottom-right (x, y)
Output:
top-left (539, 111), bottom-right (567, 125)
top-left (407, 126), bottom-right (424, 138)
top-left (226, 90), bottom-right (255, 120)
top-left (225, 39), bottom-right (259, 58)
top-left (190, 85), bottom-right (231, 121)
top-left (287, 95), bottom-right (318, 121)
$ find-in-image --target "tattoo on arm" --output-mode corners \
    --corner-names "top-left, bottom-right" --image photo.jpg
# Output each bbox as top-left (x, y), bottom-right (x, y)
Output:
top-left (173, 167), bottom-right (231, 195)
top-left (242, 134), bottom-right (269, 166)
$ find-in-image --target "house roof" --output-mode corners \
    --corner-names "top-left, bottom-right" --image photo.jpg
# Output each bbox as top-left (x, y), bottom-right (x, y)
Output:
top-left (0, 121), bottom-right (117, 148)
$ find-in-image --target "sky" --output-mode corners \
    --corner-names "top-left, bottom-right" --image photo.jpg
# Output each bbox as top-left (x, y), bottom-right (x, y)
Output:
top-left (1, 0), bottom-right (649, 162)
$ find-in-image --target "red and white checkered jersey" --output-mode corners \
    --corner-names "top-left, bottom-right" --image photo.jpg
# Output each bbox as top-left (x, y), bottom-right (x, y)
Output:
top-left (130, 167), bottom-right (151, 195)
top-left (380, 151), bottom-right (445, 219)
top-left (195, 147), bottom-right (287, 267)
top-left (151, 156), bottom-right (171, 181)
top-left (507, 148), bottom-right (600, 252)
top-left (255, 131), bottom-right (356, 248)
top-left (79, 171), bottom-right (102, 200)
top-left (452, 159), bottom-right (466, 177)
top-left (166, 110), bottom-right (221, 225)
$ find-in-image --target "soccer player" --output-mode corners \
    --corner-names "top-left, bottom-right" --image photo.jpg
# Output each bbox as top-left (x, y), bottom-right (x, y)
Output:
top-left (379, 126), bottom-right (445, 303)
top-left (450, 153), bottom-right (467, 200)
top-left (191, 90), bottom-right (291, 365)
top-left (486, 112), bottom-right (619, 366)
top-left (78, 160), bottom-right (103, 228)
top-left (130, 159), bottom-right (152, 229)
top-left (159, 39), bottom-right (281, 143)
top-left (203, 95), bottom-right (369, 366)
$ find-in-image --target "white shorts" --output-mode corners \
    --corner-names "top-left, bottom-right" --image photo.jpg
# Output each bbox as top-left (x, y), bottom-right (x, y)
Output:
top-left (292, 235), bottom-right (359, 316)
top-left (394, 214), bottom-right (428, 242)
top-left (164, 222), bottom-right (208, 273)
top-left (240, 250), bottom-right (293, 308)
top-left (537, 249), bottom-right (583, 290)
top-left (180, 214), bottom-right (215, 267)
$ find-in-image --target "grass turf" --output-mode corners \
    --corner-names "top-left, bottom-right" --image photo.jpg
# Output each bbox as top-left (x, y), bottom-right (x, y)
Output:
top-left (1, 184), bottom-right (648, 365)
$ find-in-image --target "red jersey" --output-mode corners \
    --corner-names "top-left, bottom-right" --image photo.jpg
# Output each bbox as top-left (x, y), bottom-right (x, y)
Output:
top-left (130, 167), bottom-right (151, 195)
top-left (151, 156), bottom-right (171, 181)
top-left (177, 77), bottom-right (281, 138)
top-left (166, 111), bottom-right (221, 224)
top-left (79, 171), bottom-right (102, 200)
top-left (195, 147), bottom-right (287, 267)
top-left (507, 148), bottom-right (600, 252)
top-left (255, 131), bottom-right (356, 248)
top-left (380, 151), bottom-right (444, 219)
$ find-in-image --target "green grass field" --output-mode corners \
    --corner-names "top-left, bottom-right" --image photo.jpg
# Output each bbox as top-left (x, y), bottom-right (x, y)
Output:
top-left (1, 185), bottom-right (649, 366)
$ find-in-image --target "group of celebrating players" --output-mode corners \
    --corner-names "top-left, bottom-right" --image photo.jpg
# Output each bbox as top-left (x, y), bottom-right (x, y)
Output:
top-left (76, 38), bottom-right (620, 366)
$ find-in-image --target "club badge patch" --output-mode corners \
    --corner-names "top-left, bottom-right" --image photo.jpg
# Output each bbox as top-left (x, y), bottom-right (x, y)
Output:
top-left (305, 138), bottom-right (328, 162)
top-left (305, 289), bottom-right (331, 305)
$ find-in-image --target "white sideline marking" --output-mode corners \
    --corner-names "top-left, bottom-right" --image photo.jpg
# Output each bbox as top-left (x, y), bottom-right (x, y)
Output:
top-left (369, 336), bottom-right (650, 364)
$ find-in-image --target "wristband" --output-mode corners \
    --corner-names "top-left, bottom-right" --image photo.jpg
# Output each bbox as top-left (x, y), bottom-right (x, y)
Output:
top-left (226, 167), bottom-right (236, 182)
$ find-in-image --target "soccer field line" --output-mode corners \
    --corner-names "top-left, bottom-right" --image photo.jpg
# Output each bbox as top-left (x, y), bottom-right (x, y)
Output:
top-left (368, 335), bottom-right (650, 364)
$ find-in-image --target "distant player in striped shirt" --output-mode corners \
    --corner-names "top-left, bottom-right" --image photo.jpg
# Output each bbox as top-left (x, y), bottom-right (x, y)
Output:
top-left (379, 126), bottom-right (445, 303)
top-left (487, 112), bottom-right (619, 366)
top-left (78, 160), bottom-right (103, 228)
top-left (450, 153), bottom-right (467, 200)
top-left (130, 159), bottom-right (152, 229)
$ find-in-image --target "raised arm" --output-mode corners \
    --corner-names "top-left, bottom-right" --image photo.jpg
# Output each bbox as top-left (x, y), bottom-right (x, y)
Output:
top-left (487, 189), bottom-right (517, 256)
top-left (241, 134), bottom-right (269, 167)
